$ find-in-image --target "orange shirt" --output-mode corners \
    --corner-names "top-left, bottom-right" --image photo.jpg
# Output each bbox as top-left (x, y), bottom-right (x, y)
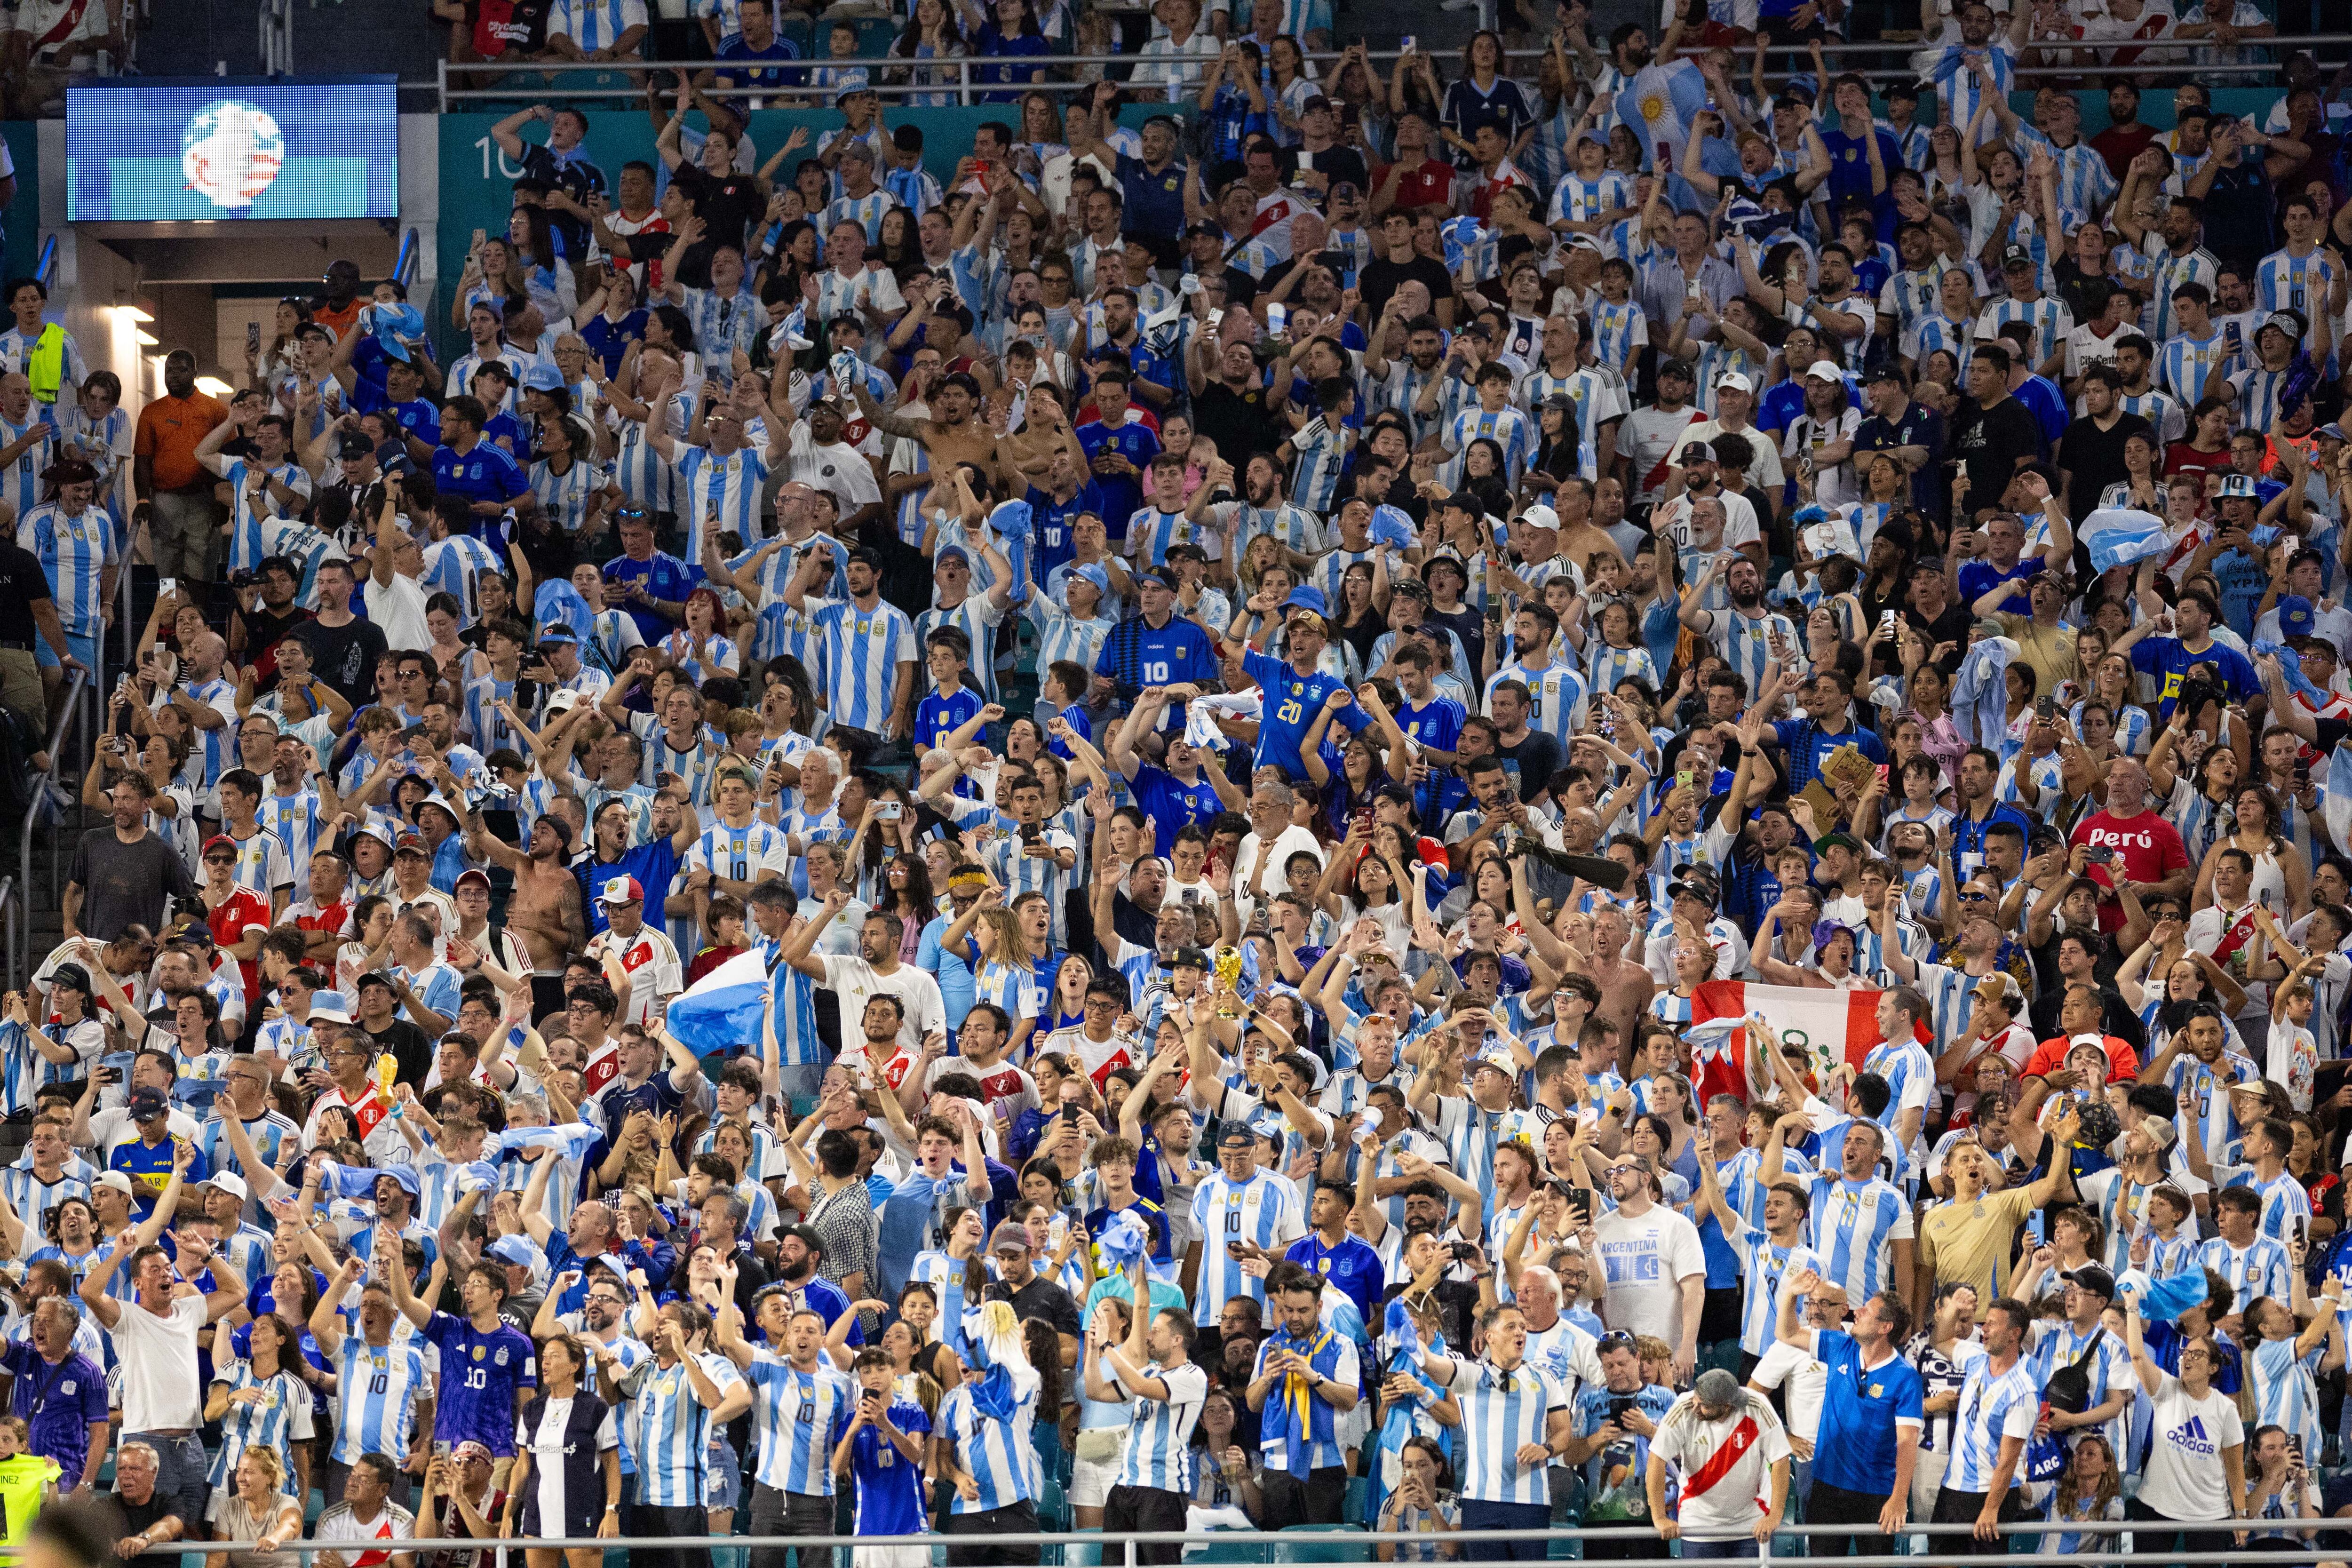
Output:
top-left (134, 391), bottom-right (224, 492)
top-left (312, 297), bottom-right (364, 342)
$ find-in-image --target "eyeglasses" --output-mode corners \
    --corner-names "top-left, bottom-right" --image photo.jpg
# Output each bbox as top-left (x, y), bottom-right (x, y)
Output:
top-left (1955, 891), bottom-right (1990, 902)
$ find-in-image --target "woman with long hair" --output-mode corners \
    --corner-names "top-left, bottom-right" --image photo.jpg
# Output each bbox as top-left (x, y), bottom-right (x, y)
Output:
top-left (1437, 30), bottom-right (1534, 165)
top-left (1904, 1281), bottom-right (1981, 1520)
top-left (663, 586), bottom-right (739, 684)
top-left (2168, 396), bottom-right (2237, 484)
top-left (1072, 1296), bottom-right (1135, 1530)
top-left (1328, 558), bottom-right (1389, 676)
top-left (2118, 922), bottom-right (2249, 1059)
top-left (874, 206), bottom-right (923, 285)
top-left (1314, 824), bottom-right (1423, 952)
top-left (2244, 1424), bottom-right (2323, 1545)
top-left (1188, 1385), bottom-right (1265, 1523)
top-left (873, 852), bottom-right (937, 963)
top-left (2039, 1432), bottom-right (2125, 1555)
top-left (2078, 651), bottom-right (2153, 759)
top-left (506, 205), bottom-right (574, 323)
top-left (889, 0), bottom-right (967, 105)
top-left (2193, 782), bottom-right (2305, 916)
top-left (206, 1312), bottom-right (315, 1520)
top-left (503, 1335), bottom-right (621, 1568)
top-left (958, 0), bottom-right (1047, 100)
top-left (249, 296), bottom-right (313, 392)
top-left (452, 240), bottom-right (525, 331)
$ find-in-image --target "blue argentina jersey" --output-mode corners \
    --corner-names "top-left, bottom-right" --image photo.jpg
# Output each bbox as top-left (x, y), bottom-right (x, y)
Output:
top-left (2249, 1335), bottom-right (2324, 1459)
top-left (622, 1350), bottom-right (743, 1507)
top-left (2256, 248), bottom-right (2339, 357)
top-left (2157, 332), bottom-right (2236, 405)
top-left (1907, 314), bottom-right (1974, 380)
top-left (741, 1353), bottom-right (854, 1496)
top-left (206, 1361), bottom-right (312, 1491)
top-left (0, 1165), bottom-right (87, 1237)
top-left (1864, 1038), bottom-right (1939, 1132)
top-left (0, 417), bottom-right (48, 525)
top-left (915, 595), bottom-right (1009, 703)
top-left (690, 819), bottom-right (791, 886)
top-left (1976, 297), bottom-right (2071, 373)
top-left (1589, 299), bottom-right (1646, 371)
top-left (422, 534), bottom-right (501, 627)
top-left (1190, 1171), bottom-right (1301, 1320)
top-left (2198, 1234), bottom-right (2293, 1305)
top-left (1584, 642), bottom-right (1658, 699)
top-left (2018, 129), bottom-right (2119, 220)
top-left (1732, 1226), bottom-right (1821, 1358)
top-left (1485, 661), bottom-right (1587, 747)
top-left (1026, 596), bottom-right (1112, 682)
top-left (812, 598), bottom-right (916, 732)
top-left (17, 504), bottom-right (113, 636)
top-left (1889, 960), bottom-right (1978, 1054)
top-left (1450, 1358), bottom-right (1567, 1505)
top-left (1548, 171), bottom-right (1634, 228)
top-left (1805, 1175), bottom-right (1910, 1300)
top-left (675, 443), bottom-right (769, 562)
top-left (1878, 267), bottom-right (1947, 342)
top-left (940, 1378), bottom-right (1040, 1513)
top-left (1442, 405), bottom-right (1533, 489)
top-left (2226, 1167), bottom-right (2312, 1245)
top-left (2234, 365), bottom-right (2297, 435)
top-left (824, 191), bottom-right (894, 245)
top-left (1942, 1354), bottom-right (2039, 1493)
top-left (332, 1336), bottom-right (429, 1465)
top-left (426, 1312), bottom-right (537, 1455)
top-left (1115, 1360), bottom-right (1207, 1494)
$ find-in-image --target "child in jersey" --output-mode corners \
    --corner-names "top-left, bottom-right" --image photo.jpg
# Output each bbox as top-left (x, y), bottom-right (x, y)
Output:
top-left (0, 1415), bottom-right (59, 1544)
top-left (834, 1346), bottom-right (931, 1568)
top-left (914, 629), bottom-right (985, 768)
top-left (1589, 259), bottom-right (1648, 382)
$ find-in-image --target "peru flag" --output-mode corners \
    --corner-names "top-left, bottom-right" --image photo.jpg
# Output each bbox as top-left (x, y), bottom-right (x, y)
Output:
top-left (1685, 981), bottom-right (1891, 1108)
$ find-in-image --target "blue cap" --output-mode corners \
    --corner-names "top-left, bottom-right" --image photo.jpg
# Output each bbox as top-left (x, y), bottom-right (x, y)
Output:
top-left (486, 1235), bottom-right (539, 1269)
top-left (935, 545), bottom-right (970, 568)
top-left (833, 68), bottom-right (874, 102)
top-left (2280, 594), bottom-right (2318, 638)
top-left (1281, 585), bottom-right (1329, 617)
top-left (521, 364), bottom-right (564, 392)
top-left (1074, 562), bottom-right (1112, 597)
top-left (2217, 473), bottom-right (2260, 500)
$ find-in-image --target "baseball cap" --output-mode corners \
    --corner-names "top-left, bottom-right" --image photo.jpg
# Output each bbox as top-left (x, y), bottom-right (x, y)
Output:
top-left (1169, 947), bottom-right (1210, 971)
top-left (2001, 244), bottom-right (2035, 270)
top-left (2280, 594), bottom-right (2318, 638)
top-left (206, 1171), bottom-right (249, 1201)
top-left (536, 624), bottom-right (579, 647)
top-left (93, 1171), bottom-right (135, 1196)
top-left (1678, 440), bottom-right (1716, 464)
top-left (1657, 357), bottom-right (1695, 381)
top-left (2062, 1265), bottom-right (2117, 1299)
top-left (454, 868), bottom-right (492, 895)
top-left (521, 364), bottom-right (564, 392)
top-left (201, 834), bottom-right (236, 859)
top-left (1668, 866), bottom-right (1721, 901)
top-left (356, 971), bottom-right (397, 994)
top-left (1714, 371), bottom-right (1754, 393)
top-left (335, 431), bottom-right (376, 461)
top-left (935, 545), bottom-right (970, 569)
top-left (599, 875), bottom-right (645, 906)
top-left (833, 68), bottom-right (874, 101)
top-left (988, 1222), bottom-right (1032, 1256)
top-left (1804, 359), bottom-right (1846, 383)
top-left (128, 1086), bottom-right (168, 1122)
top-left (1540, 391), bottom-right (1576, 411)
top-left (1519, 504), bottom-right (1560, 533)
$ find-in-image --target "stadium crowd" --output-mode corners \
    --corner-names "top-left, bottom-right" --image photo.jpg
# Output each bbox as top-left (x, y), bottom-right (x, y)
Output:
top-left (12, 0), bottom-right (2352, 1562)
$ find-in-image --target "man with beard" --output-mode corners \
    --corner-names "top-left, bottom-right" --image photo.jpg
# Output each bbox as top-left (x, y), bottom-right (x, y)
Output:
top-left (774, 395), bottom-right (884, 537)
top-left (227, 555), bottom-right (312, 692)
top-left (1677, 554), bottom-right (1799, 699)
top-left (850, 373), bottom-right (1002, 497)
top-left (309, 1254), bottom-right (435, 1507)
top-left (456, 803), bottom-right (591, 970)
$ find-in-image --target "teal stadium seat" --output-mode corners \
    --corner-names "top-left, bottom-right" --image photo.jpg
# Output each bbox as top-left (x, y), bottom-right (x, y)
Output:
top-left (853, 15), bottom-right (896, 53)
top-left (1272, 1525), bottom-right (1363, 1564)
top-left (1189, 1542), bottom-right (1269, 1566)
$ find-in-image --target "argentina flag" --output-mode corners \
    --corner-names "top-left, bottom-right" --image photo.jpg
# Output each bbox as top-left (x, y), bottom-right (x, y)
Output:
top-left (665, 946), bottom-right (771, 1054)
top-left (2079, 504), bottom-right (2174, 575)
top-left (1614, 60), bottom-right (1708, 173)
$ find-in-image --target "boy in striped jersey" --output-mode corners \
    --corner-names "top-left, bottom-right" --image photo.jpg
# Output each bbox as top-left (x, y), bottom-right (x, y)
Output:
top-left (309, 1252), bottom-right (433, 1507)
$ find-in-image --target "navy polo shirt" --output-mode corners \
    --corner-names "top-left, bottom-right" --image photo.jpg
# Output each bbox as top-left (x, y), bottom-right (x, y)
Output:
top-left (1114, 152), bottom-right (1190, 241)
top-left (1809, 1328), bottom-right (1925, 1496)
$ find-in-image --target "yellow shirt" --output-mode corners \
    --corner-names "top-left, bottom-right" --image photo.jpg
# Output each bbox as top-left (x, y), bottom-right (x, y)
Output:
top-left (1917, 1185), bottom-right (2038, 1302)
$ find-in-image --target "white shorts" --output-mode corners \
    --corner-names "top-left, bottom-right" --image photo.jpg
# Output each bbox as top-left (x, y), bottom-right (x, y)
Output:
top-left (1072, 1449), bottom-right (1124, 1509)
top-left (854, 1546), bottom-right (930, 1568)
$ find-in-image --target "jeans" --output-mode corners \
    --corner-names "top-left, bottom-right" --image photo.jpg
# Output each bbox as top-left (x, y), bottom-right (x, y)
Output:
top-left (1679, 1540), bottom-right (1760, 1560)
top-left (124, 1431), bottom-right (208, 1536)
top-left (1458, 1498), bottom-right (1550, 1562)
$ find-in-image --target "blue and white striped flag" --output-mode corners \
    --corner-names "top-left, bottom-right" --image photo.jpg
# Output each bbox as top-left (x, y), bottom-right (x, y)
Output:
top-left (1614, 60), bottom-right (1708, 173)
top-left (665, 947), bottom-right (771, 1055)
top-left (2080, 505), bottom-right (2173, 575)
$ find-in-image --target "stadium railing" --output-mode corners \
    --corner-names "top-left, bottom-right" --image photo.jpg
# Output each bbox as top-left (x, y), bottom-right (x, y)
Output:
top-left (437, 33), bottom-right (2348, 108)
top-left (12, 666), bottom-right (88, 990)
top-left (94, 1522), bottom-right (2352, 1564)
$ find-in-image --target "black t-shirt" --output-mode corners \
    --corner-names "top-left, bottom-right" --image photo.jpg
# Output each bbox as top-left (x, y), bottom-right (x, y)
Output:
top-left (0, 540), bottom-right (50, 643)
top-left (668, 165), bottom-right (768, 286)
top-left (238, 604), bottom-right (313, 691)
top-left (1192, 380), bottom-right (1272, 463)
top-left (1949, 394), bottom-right (2044, 509)
top-left (1276, 146), bottom-right (1370, 197)
top-left (1496, 730), bottom-right (1565, 802)
top-left (1903, 598), bottom-right (1973, 675)
top-left (2056, 410), bottom-right (2154, 525)
top-left (1359, 253), bottom-right (1455, 323)
top-left (293, 615), bottom-right (391, 709)
top-left (361, 1017), bottom-right (435, 1087)
top-left (990, 1275), bottom-right (1081, 1341)
top-left (114, 1488), bottom-right (182, 1539)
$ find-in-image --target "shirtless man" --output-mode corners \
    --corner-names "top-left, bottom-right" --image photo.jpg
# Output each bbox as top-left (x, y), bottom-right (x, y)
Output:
top-left (1549, 477), bottom-right (1630, 579)
top-left (449, 781), bottom-right (589, 970)
top-left (1573, 906), bottom-right (1654, 1042)
top-left (850, 373), bottom-right (1009, 495)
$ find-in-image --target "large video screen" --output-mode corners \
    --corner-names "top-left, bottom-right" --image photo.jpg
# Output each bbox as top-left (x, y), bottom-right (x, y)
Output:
top-left (66, 78), bottom-right (398, 222)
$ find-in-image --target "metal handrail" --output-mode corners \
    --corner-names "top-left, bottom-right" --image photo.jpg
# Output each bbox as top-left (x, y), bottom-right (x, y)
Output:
top-left (396, 226), bottom-right (421, 290)
top-left (16, 667), bottom-right (87, 988)
top-left (88, 1525), bottom-right (2352, 1563)
top-left (436, 31), bottom-right (2352, 107)
top-left (0, 876), bottom-right (19, 992)
top-left (32, 236), bottom-right (55, 293)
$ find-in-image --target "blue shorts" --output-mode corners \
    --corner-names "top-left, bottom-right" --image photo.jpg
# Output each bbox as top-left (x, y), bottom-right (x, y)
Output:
top-left (35, 627), bottom-right (97, 673)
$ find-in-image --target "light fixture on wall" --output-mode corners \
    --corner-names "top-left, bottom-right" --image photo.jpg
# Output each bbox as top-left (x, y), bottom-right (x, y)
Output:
top-left (193, 376), bottom-right (233, 398)
top-left (114, 304), bottom-right (154, 324)
top-left (133, 330), bottom-right (157, 347)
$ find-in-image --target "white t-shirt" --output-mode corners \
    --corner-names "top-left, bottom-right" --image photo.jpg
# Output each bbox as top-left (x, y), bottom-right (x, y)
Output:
top-left (2139, 1372), bottom-right (2244, 1521)
top-left (819, 952), bottom-right (947, 1053)
top-left (1748, 1338), bottom-right (1826, 1442)
top-left (1650, 1392), bottom-right (1792, 1539)
top-left (111, 1290), bottom-right (209, 1433)
top-left (1590, 1203), bottom-right (1707, 1345)
top-left (365, 570), bottom-right (432, 653)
